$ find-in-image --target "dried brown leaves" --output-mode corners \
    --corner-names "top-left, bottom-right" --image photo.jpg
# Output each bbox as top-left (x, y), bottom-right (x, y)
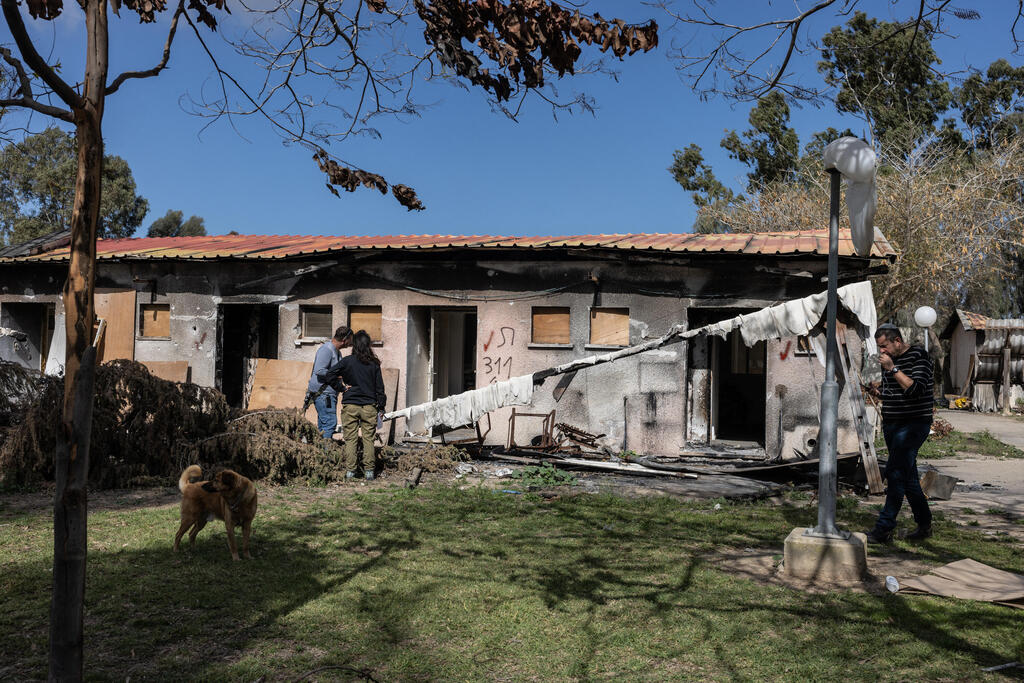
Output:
top-left (382, 443), bottom-right (469, 475)
top-left (25, 0), bottom-right (63, 20)
top-left (0, 359), bottom-right (231, 489)
top-left (314, 148), bottom-right (425, 211)
top-left (413, 0), bottom-right (658, 101)
top-left (26, 0), bottom-right (225, 25)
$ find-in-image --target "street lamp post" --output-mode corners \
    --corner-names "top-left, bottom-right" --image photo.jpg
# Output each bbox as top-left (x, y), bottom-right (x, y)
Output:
top-left (784, 137), bottom-right (877, 580)
top-left (811, 169), bottom-right (843, 537)
top-left (811, 137), bottom-right (878, 539)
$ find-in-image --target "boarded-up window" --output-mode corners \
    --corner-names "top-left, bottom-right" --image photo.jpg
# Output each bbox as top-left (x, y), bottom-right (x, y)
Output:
top-left (532, 307), bottom-right (570, 344)
top-left (590, 308), bottom-right (629, 346)
top-left (349, 305), bottom-right (383, 343)
top-left (139, 304), bottom-right (171, 337)
top-left (301, 305), bottom-right (333, 338)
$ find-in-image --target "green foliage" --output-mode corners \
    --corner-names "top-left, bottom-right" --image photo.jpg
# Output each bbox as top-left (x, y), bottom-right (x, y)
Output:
top-left (147, 209), bottom-right (208, 237)
top-left (720, 92), bottom-right (800, 186)
top-left (668, 143), bottom-right (734, 209)
top-left (0, 127), bottom-right (149, 245)
top-left (953, 58), bottom-right (1024, 150)
top-left (510, 461), bottom-right (576, 487)
top-left (670, 92), bottom-right (799, 220)
top-left (818, 12), bottom-right (952, 148)
top-left (667, 12), bottom-right (1024, 322)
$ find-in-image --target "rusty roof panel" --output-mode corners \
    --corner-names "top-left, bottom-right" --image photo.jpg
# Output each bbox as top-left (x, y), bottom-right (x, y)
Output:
top-left (958, 309), bottom-right (988, 331)
top-left (2, 228), bottom-right (897, 263)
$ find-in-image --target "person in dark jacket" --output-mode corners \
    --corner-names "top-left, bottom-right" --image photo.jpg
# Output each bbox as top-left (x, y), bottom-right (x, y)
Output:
top-left (864, 323), bottom-right (934, 543)
top-left (339, 329), bottom-right (386, 480)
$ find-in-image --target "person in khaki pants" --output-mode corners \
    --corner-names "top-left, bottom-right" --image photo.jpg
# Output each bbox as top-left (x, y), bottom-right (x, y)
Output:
top-left (338, 330), bottom-right (386, 480)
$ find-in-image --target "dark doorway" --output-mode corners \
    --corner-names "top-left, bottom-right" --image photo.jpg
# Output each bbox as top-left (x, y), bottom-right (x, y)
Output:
top-left (0, 302), bottom-right (55, 371)
top-left (431, 309), bottom-right (477, 400)
top-left (406, 306), bottom-right (477, 434)
top-left (217, 304), bottom-right (279, 408)
top-left (688, 308), bottom-right (767, 445)
top-left (714, 332), bottom-right (767, 443)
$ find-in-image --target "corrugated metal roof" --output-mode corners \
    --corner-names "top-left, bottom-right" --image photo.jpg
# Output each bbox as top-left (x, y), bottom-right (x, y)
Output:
top-left (0, 227), bottom-right (896, 262)
top-left (985, 318), bottom-right (1024, 331)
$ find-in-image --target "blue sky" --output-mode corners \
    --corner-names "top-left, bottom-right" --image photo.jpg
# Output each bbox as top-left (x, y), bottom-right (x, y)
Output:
top-left (5, 1), bottom-right (1023, 238)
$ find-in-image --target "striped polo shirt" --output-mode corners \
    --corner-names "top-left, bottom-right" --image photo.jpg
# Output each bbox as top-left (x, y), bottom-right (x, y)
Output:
top-left (879, 345), bottom-right (934, 423)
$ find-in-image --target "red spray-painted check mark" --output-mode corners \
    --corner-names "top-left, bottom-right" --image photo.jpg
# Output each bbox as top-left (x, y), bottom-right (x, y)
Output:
top-left (779, 340), bottom-right (792, 361)
top-left (483, 330), bottom-right (495, 352)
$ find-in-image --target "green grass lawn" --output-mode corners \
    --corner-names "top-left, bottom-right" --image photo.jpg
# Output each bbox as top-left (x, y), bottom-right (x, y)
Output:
top-left (1, 485), bottom-right (1022, 681)
top-left (875, 429), bottom-right (1024, 459)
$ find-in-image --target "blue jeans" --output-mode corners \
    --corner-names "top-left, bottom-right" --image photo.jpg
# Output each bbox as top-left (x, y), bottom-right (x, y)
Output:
top-left (873, 420), bottom-right (932, 533)
top-left (314, 392), bottom-right (338, 440)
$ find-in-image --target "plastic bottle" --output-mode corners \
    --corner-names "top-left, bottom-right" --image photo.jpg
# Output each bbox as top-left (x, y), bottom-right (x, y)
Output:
top-left (885, 576), bottom-right (900, 593)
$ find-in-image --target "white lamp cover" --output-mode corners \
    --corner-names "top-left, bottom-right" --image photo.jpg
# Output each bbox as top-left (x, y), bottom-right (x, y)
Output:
top-left (914, 306), bottom-right (937, 327)
top-left (823, 136), bottom-right (877, 258)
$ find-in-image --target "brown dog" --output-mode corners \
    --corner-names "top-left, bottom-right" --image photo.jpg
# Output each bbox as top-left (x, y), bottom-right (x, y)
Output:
top-left (173, 465), bottom-right (258, 560)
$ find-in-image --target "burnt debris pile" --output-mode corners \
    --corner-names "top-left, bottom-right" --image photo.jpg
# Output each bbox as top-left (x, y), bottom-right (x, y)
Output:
top-left (185, 410), bottom-right (333, 485)
top-left (0, 360), bottom-right (338, 489)
top-left (0, 360), bottom-right (231, 488)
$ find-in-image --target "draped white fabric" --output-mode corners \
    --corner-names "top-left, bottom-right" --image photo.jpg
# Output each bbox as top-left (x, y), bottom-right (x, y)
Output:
top-left (384, 282), bottom-right (877, 430)
top-left (384, 374), bottom-right (534, 430)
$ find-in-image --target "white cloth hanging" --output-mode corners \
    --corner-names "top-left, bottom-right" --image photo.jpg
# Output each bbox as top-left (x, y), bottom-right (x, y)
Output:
top-left (384, 373), bottom-right (534, 430)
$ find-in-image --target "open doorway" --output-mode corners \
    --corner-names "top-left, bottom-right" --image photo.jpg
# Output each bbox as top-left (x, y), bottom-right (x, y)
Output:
top-left (406, 306), bottom-right (477, 433)
top-left (0, 302), bottom-right (55, 371)
top-left (217, 304), bottom-right (279, 408)
top-left (689, 308), bottom-right (767, 445)
top-left (712, 332), bottom-right (767, 444)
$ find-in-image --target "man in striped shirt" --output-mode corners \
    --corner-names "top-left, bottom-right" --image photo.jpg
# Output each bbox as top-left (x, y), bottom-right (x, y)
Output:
top-left (865, 323), bottom-right (934, 544)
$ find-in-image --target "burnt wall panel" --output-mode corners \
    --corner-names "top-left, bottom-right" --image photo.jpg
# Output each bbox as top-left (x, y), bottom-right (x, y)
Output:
top-left (0, 251), bottom-right (874, 457)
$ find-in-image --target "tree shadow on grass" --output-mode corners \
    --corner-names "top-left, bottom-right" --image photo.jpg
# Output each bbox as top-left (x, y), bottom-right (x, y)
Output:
top-left (0, 509), bottom-right (428, 681)
top-left (1, 487), bottom-right (1020, 681)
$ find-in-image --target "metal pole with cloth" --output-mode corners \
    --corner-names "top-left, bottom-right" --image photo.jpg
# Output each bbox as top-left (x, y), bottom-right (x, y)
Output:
top-left (813, 168), bottom-right (843, 538)
top-left (784, 136), bottom-right (878, 581)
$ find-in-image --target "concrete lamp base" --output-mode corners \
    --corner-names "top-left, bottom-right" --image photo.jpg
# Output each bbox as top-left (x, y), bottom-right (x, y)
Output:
top-left (783, 527), bottom-right (868, 582)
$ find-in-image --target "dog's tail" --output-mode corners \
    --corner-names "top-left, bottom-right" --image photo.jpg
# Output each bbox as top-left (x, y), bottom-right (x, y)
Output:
top-left (179, 465), bottom-right (203, 493)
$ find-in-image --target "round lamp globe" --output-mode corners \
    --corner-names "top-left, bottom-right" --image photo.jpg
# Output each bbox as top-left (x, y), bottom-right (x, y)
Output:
top-left (914, 306), bottom-right (937, 328)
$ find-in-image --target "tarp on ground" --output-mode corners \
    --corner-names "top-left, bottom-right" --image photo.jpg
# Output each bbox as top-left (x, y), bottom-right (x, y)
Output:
top-left (898, 558), bottom-right (1024, 608)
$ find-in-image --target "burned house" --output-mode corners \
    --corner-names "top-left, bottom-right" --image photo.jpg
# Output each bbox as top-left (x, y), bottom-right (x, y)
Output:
top-left (0, 229), bottom-right (895, 459)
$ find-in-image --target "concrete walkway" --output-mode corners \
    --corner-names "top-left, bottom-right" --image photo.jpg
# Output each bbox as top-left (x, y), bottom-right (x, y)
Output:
top-left (935, 409), bottom-right (1024, 449)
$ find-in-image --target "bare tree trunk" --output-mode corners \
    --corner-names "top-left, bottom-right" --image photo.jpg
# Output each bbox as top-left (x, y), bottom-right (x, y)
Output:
top-left (48, 1), bottom-right (107, 679)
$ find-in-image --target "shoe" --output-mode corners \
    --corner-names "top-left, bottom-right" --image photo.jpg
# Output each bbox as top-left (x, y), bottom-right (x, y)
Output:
top-left (364, 471), bottom-right (376, 481)
top-left (345, 471), bottom-right (357, 480)
top-left (865, 529), bottom-right (893, 545)
top-left (905, 525), bottom-right (932, 541)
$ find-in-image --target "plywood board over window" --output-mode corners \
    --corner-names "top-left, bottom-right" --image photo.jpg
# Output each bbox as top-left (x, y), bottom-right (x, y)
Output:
top-left (301, 305), bottom-right (333, 338)
top-left (532, 306), bottom-right (570, 344)
top-left (349, 305), bottom-right (383, 343)
top-left (139, 303), bottom-right (171, 337)
top-left (94, 289), bottom-right (136, 362)
top-left (590, 307), bottom-right (629, 346)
